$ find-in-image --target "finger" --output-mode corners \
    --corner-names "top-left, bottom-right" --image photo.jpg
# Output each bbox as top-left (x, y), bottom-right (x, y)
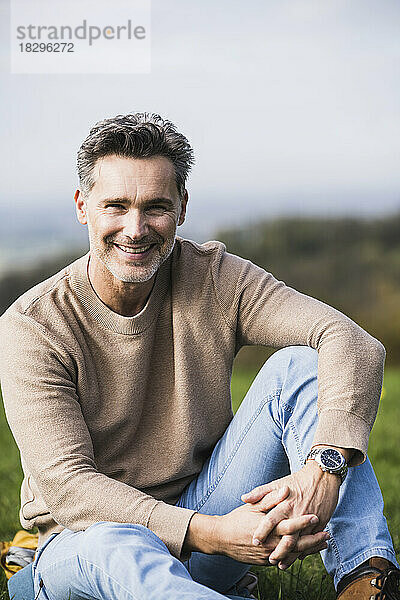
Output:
top-left (298, 541), bottom-right (329, 560)
top-left (256, 486), bottom-right (290, 512)
top-left (275, 514), bottom-right (319, 536)
top-left (241, 483), bottom-right (277, 503)
top-left (269, 534), bottom-right (299, 563)
top-left (277, 552), bottom-right (300, 570)
top-left (261, 531), bottom-right (328, 554)
top-left (295, 531), bottom-right (330, 553)
top-left (252, 503), bottom-right (290, 544)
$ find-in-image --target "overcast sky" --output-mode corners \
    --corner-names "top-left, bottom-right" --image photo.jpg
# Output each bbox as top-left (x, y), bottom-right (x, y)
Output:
top-left (1, 0), bottom-right (399, 250)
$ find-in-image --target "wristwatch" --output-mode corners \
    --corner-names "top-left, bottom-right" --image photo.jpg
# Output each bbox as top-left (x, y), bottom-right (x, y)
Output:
top-left (305, 447), bottom-right (348, 484)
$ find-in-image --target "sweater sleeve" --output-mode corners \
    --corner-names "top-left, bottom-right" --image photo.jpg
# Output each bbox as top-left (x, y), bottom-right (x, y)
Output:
top-left (212, 250), bottom-right (385, 465)
top-left (0, 309), bottom-right (194, 559)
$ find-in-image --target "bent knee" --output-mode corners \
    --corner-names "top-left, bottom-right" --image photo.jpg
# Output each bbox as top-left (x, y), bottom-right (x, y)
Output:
top-left (269, 346), bottom-right (318, 376)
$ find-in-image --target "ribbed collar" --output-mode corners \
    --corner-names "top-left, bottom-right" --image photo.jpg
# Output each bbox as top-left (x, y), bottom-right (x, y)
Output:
top-left (69, 251), bottom-right (171, 335)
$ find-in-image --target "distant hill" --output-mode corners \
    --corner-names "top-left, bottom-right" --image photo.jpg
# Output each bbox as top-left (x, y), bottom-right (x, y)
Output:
top-left (1, 213), bottom-right (400, 363)
top-left (0, 203), bottom-right (87, 274)
top-left (217, 214), bottom-right (400, 364)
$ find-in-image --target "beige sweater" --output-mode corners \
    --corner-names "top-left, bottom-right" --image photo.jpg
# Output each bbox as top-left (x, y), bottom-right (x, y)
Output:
top-left (0, 238), bottom-right (385, 558)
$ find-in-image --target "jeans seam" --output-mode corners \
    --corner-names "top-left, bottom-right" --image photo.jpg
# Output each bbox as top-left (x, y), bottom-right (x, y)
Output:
top-left (326, 521), bottom-right (342, 572)
top-left (287, 421), bottom-right (303, 464)
top-left (193, 391), bottom-right (281, 512)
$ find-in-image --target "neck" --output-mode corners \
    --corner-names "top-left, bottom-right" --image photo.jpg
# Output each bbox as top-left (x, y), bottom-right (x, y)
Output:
top-left (87, 254), bottom-right (156, 317)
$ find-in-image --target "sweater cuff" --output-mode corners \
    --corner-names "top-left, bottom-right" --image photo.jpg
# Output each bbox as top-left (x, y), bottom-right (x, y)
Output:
top-left (147, 501), bottom-right (196, 560)
top-left (312, 410), bottom-right (371, 467)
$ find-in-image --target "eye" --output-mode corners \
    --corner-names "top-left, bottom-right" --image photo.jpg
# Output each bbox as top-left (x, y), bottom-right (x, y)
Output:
top-left (106, 203), bottom-right (125, 210)
top-left (145, 205), bottom-right (168, 214)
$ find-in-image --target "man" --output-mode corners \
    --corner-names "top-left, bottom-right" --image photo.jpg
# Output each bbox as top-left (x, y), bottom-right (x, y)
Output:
top-left (0, 113), bottom-right (399, 600)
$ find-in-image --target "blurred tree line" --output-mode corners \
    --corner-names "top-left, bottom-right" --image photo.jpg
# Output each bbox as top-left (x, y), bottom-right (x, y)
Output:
top-left (217, 214), bottom-right (400, 364)
top-left (1, 213), bottom-right (400, 363)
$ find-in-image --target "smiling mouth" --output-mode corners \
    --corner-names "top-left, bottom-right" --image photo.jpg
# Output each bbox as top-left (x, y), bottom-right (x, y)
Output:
top-left (114, 243), bottom-right (156, 255)
top-left (114, 242), bottom-right (159, 258)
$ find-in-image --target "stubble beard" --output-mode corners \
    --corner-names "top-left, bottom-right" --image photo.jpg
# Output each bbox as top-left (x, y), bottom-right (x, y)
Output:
top-left (90, 228), bottom-right (178, 283)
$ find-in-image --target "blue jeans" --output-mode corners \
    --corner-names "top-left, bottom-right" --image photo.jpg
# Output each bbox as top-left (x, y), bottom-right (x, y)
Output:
top-left (33, 347), bottom-right (398, 599)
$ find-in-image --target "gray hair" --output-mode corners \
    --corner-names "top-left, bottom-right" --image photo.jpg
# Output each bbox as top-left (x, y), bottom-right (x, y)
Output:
top-left (77, 113), bottom-right (194, 197)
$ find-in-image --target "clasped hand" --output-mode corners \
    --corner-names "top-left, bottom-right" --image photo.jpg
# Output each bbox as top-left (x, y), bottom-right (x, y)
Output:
top-left (236, 462), bottom-right (340, 569)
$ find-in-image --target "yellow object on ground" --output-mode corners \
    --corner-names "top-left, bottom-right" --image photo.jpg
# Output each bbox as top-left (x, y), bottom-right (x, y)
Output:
top-left (0, 530), bottom-right (38, 579)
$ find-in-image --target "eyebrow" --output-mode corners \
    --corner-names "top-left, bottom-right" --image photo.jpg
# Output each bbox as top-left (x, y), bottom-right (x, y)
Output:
top-left (102, 197), bottom-right (175, 206)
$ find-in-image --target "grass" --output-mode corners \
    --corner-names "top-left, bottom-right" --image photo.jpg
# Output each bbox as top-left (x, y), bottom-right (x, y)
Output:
top-left (1, 367), bottom-right (399, 599)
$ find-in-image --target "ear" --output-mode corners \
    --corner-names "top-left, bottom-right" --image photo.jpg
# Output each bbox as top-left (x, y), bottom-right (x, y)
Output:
top-left (74, 189), bottom-right (87, 225)
top-left (178, 189), bottom-right (188, 226)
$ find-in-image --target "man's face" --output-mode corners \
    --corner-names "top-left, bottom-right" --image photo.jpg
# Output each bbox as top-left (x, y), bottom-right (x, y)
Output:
top-left (76, 154), bottom-right (187, 283)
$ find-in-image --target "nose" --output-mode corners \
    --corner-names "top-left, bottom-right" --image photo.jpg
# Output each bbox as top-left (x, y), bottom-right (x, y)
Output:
top-left (122, 208), bottom-right (149, 240)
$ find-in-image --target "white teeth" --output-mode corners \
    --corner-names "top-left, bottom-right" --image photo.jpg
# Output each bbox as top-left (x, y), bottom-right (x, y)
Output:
top-left (116, 244), bottom-right (152, 254)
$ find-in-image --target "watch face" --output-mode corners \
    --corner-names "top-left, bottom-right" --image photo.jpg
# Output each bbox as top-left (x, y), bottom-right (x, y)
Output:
top-left (320, 449), bottom-right (343, 469)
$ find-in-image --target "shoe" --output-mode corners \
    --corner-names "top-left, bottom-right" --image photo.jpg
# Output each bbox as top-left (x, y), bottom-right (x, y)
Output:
top-left (336, 557), bottom-right (400, 599)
